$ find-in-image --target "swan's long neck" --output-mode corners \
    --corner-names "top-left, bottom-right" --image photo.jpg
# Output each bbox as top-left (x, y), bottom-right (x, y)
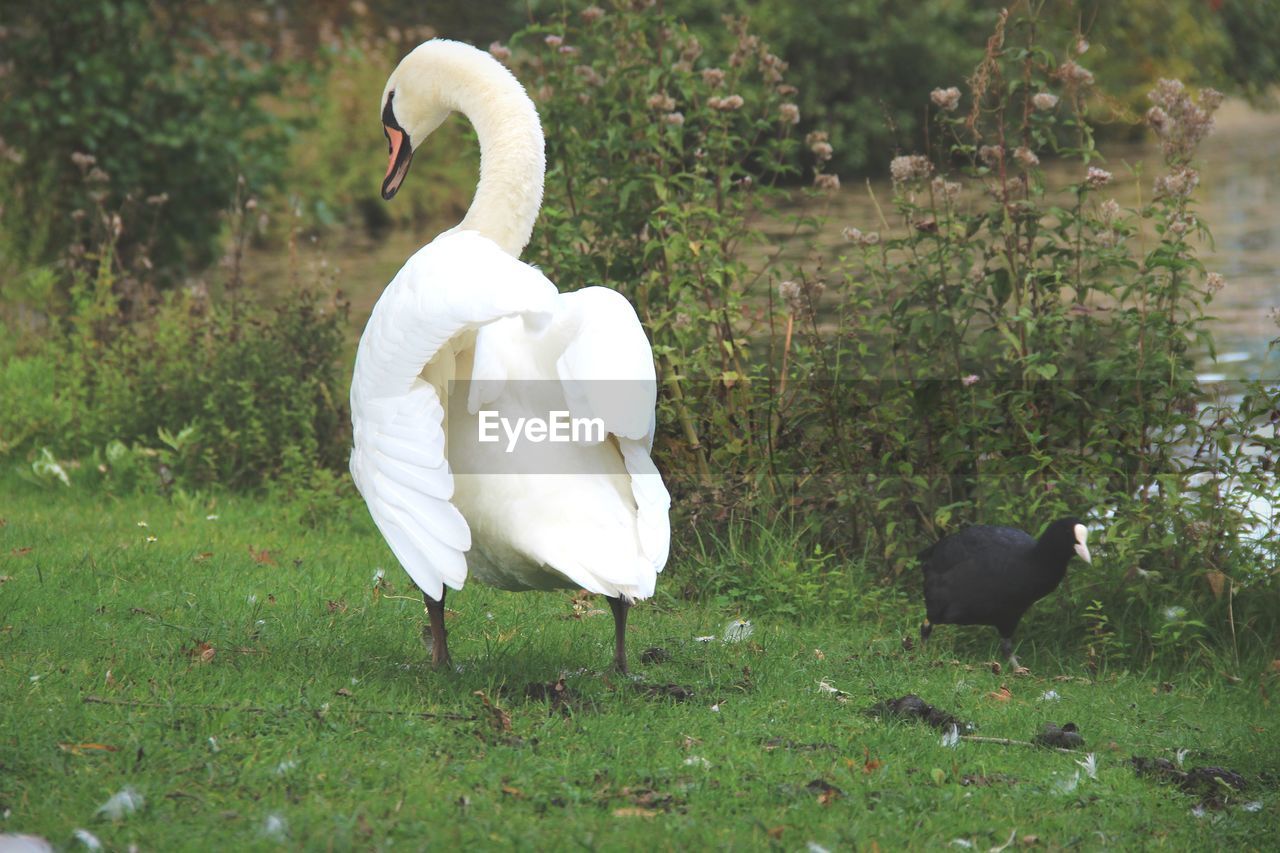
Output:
top-left (396, 43), bottom-right (545, 258)
top-left (459, 82), bottom-right (544, 257)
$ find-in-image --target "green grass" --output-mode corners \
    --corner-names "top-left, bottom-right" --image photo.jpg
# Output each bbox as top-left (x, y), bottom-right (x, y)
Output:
top-left (2, 478), bottom-right (1277, 850)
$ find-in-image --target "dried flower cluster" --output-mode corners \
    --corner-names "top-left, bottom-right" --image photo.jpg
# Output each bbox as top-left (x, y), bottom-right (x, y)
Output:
top-left (1013, 146), bottom-right (1039, 167)
top-left (575, 65), bottom-right (604, 87)
top-left (978, 145), bottom-right (1003, 168)
top-left (727, 19), bottom-right (759, 69)
top-left (779, 102), bottom-right (800, 125)
top-left (759, 52), bottom-right (788, 85)
top-left (708, 94), bottom-right (744, 111)
top-left (1146, 78), bottom-right (1222, 163)
top-left (1204, 272), bottom-right (1226, 294)
top-left (701, 68), bottom-right (725, 88)
top-left (813, 173), bottom-right (840, 191)
top-left (1032, 92), bottom-right (1059, 111)
top-left (930, 87), bottom-right (961, 112)
top-left (778, 278), bottom-right (825, 314)
top-left (890, 154), bottom-right (932, 183)
top-left (1057, 60), bottom-right (1094, 87)
top-left (842, 226), bottom-right (881, 247)
top-left (580, 5), bottom-right (605, 23)
top-left (1085, 167), bottom-right (1112, 189)
top-left (647, 93), bottom-right (676, 112)
top-left (778, 279), bottom-right (803, 313)
top-left (1167, 214), bottom-right (1195, 237)
top-left (0, 136), bottom-right (22, 165)
top-left (931, 176), bottom-right (961, 203)
top-left (1154, 166), bottom-right (1199, 199)
top-left (1098, 198), bottom-right (1121, 227)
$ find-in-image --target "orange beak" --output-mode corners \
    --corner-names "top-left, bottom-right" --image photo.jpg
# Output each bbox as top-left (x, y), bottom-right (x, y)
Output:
top-left (381, 125), bottom-right (413, 200)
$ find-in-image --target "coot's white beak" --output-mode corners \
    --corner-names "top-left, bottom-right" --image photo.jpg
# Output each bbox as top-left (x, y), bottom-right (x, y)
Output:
top-left (1073, 523), bottom-right (1092, 564)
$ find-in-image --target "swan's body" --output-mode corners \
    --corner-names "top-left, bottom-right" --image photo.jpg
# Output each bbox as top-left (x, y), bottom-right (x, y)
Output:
top-left (349, 39), bottom-right (670, 671)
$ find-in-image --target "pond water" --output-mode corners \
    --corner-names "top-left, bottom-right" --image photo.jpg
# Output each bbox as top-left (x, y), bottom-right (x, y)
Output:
top-left (244, 101), bottom-right (1279, 381)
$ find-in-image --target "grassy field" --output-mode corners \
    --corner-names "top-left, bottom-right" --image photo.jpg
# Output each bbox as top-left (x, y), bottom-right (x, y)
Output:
top-left (2, 478), bottom-right (1277, 850)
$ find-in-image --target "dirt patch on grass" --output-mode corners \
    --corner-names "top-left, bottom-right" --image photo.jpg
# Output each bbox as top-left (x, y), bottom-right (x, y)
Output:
top-left (524, 677), bottom-right (594, 715)
top-left (867, 694), bottom-right (971, 732)
top-left (632, 681), bottom-right (695, 702)
top-left (1131, 755), bottom-right (1250, 810)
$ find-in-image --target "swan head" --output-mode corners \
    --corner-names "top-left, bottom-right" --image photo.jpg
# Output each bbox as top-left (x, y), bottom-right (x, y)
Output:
top-left (377, 39), bottom-right (546, 256)
top-left (378, 47), bottom-right (455, 200)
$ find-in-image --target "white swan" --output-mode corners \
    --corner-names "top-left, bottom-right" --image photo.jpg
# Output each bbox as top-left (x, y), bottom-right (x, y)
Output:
top-left (349, 39), bottom-right (670, 673)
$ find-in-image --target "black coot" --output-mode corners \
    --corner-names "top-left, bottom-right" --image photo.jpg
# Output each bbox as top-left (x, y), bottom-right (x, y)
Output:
top-left (919, 517), bottom-right (1091, 667)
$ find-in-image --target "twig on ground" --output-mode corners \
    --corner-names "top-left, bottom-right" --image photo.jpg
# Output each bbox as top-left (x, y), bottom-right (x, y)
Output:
top-left (960, 735), bottom-right (1076, 755)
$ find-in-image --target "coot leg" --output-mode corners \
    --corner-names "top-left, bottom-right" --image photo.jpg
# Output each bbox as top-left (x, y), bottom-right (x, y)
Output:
top-left (606, 595), bottom-right (631, 675)
top-left (422, 589), bottom-right (451, 669)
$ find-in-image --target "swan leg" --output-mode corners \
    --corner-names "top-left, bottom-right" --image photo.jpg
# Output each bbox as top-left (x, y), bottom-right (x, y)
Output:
top-left (422, 589), bottom-right (451, 669)
top-left (606, 596), bottom-right (631, 674)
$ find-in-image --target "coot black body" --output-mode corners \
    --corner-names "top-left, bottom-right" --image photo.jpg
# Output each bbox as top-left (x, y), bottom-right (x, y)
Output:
top-left (919, 518), bottom-right (1090, 665)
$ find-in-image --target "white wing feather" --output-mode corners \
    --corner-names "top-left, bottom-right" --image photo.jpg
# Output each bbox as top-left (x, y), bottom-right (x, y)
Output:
top-left (555, 287), bottom-right (659, 443)
top-left (350, 231), bottom-right (558, 599)
top-left (555, 287), bottom-right (671, 576)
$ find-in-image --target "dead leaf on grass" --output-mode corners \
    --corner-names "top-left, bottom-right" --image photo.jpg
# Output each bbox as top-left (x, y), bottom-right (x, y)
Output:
top-left (326, 599), bottom-right (348, 613)
top-left (987, 685), bottom-right (1013, 702)
top-left (473, 690), bottom-right (512, 732)
top-left (501, 785), bottom-right (524, 798)
top-left (186, 641), bottom-right (216, 663)
top-left (335, 687), bottom-right (353, 697)
top-left (806, 778), bottom-right (844, 806)
top-left (247, 546), bottom-right (276, 565)
top-left (612, 807), bottom-right (659, 818)
top-left (10, 547), bottom-right (31, 556)
top-left (193, 552), bottom-right (213, 563)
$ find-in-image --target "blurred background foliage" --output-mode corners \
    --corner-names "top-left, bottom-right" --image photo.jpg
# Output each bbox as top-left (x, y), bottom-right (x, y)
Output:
top-left (0, 0), bottom-right (1277, 663)
top-left (3, 0), bottom-right (1274, 270)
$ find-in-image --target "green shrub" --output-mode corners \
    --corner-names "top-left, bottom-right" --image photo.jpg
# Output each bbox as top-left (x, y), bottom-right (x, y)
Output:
top-left (0, 0), bottom-right (298, 278)
top-left (511, 3), bottom-right (1278, 660)
top-left (3, 250), bottom-right (351, 493)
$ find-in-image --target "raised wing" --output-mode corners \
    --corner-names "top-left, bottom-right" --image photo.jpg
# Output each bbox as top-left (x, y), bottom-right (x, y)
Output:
top-left (350, 231), bottom-right (558, 599)
top-left (555, 287), bottom-right (670, 575)
top-left (554, 287), bottom-right (659, 445)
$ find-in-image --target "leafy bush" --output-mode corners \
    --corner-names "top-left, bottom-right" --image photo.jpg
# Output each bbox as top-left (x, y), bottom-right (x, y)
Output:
top-left (0, 0), bottom-right (298, 277)
top-left (1, 240), bottom-right (351, 494)
top-left (511, 3), bottom-right (1278, 660)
